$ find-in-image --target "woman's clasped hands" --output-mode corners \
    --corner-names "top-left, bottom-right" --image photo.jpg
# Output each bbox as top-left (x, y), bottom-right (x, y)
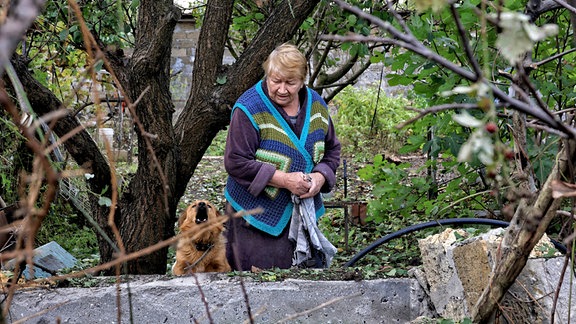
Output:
top-left (284, 172), bottom-right (325, 198)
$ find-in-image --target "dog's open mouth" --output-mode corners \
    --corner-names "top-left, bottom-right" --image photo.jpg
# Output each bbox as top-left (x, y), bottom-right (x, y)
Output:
top-left (195, 201), bottom-right (209, 224)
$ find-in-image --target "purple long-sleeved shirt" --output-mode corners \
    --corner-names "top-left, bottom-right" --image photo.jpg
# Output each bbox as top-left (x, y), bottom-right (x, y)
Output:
top-left (224, 84), bottom-right (341, 198)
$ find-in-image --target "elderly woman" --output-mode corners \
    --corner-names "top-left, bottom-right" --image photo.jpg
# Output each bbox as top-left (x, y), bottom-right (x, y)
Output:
top-left (224, 43), bottom-right (341, 271)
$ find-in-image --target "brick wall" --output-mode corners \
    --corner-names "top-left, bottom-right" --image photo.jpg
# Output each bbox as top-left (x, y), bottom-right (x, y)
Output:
top-left (171, 16), bottom-right (199, 117)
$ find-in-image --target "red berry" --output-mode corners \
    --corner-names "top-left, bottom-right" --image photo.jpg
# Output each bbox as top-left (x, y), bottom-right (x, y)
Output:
top-left (485, 122), bottom-right (497, 133)
top-left (487, 169), bottom-right (497, 178)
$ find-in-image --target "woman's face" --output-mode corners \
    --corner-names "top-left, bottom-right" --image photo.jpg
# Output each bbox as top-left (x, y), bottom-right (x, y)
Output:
top-left (266, 73), bottom-right (304, 108)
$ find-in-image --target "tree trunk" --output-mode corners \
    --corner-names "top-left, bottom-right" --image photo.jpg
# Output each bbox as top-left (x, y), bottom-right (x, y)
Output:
top-left (115, 0), bottom-right (181, 274)
top-left (472, 139), bottom-right (576, 322)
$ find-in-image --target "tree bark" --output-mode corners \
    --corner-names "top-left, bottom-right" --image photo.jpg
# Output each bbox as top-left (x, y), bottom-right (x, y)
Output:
top-left (472, 139), bottom-right (576, 322)
top-left (116, 0), bottom-right (181, 274)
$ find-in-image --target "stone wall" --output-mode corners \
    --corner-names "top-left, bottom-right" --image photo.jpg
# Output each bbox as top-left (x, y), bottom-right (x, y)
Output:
top-left (416, 228), bottom-right (576, 322)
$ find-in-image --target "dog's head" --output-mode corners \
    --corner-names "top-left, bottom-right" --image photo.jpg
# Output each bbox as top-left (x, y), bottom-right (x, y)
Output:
top-left (193, 200), bottom-right (210, 224)
top-left (178, 200), bottom-right (224, 233)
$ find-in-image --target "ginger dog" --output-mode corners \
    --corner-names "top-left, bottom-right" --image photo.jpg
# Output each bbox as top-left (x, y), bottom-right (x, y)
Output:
top-left (172, 200), bottom-right (231, 275)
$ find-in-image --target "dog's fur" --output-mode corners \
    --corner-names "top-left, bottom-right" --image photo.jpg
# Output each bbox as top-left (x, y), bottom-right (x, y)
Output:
top-left (172, 200), bottom-right (231, 275)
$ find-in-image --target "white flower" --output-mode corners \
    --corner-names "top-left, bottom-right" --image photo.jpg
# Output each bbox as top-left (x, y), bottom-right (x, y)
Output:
top-left (453, 111), bottom-right (484, 128)
top-left (457, 130), bottom-right (494, 165)
top-left (494, 12), bottom-right (558, 65)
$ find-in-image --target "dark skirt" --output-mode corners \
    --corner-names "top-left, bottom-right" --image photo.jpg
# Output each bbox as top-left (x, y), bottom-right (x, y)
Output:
top-left (225, 203), bottom-right (295, 271)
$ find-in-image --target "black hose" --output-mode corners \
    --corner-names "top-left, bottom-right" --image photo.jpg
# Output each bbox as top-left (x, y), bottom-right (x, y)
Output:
top-left (344, 217), bottom-right (567, 267)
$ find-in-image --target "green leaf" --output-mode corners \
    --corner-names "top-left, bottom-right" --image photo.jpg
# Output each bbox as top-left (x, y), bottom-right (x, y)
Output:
top-left (93, 60), bottom-right (104, 72)
top-left (130, 0), bottom-right (140, 10)
top-left (98, 196), bottom-right (112, 207)
top-left (347, 14), bottom-right (357, 25)
top-left (216, 75), bottom-right (227, 85)
top-left (386, 268), bottom-right (398, 276)
top-left (58, 29), bottom-right (69, 41)
top-left (300, 17), bottom-right (314, 31)
top-left (387, 74), bottom-right (413, 86)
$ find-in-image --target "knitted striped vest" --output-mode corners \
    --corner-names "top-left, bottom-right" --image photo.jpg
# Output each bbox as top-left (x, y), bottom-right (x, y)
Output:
top-left (225, 81), bottom-right (330, 236)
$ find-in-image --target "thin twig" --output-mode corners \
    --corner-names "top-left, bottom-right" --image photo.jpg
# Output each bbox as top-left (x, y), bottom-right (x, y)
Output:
top-left (449, 3), bottom-right (483, 79)
top-left (192, 273), bottom-right (214, 324)
top-left (552, 0), bottom-right (576, 14)
top-left (396, 103), bottom-right (482, 129)
top-left (533, 48), bottom-right (576, 67)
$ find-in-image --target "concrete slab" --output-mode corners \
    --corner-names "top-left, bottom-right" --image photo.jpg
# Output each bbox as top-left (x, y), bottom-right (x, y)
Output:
top-left (7, 274), bottom-right (432, 323)
top-left (4, 241), bottom-right (77, 279)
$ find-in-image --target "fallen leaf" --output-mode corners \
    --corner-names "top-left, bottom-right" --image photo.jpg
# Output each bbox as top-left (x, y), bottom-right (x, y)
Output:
top-left (550, 179), bottom-right (576, 198)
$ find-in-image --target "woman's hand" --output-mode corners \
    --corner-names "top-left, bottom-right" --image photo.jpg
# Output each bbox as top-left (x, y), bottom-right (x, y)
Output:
top-left (270, 171), bottom-right (325, 198)
top-left (299, 172), bottom-right (325, 198)
top-left (282, 172), bottom-right (312, 197)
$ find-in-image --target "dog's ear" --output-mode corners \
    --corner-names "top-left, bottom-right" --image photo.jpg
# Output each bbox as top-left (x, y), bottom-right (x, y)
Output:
top-left (177, 206), bottom-right (190, 227)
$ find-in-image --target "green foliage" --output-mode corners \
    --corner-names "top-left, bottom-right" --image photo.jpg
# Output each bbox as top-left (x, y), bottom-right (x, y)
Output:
top-left (37, 200), bottom-right (99, 263)
top-left (344, 0), bottom-right (575, 241)
top-left (358, 155), bottom-right (428, 223)
top-left (205, 129), bottom-right (228, 156)
top-left (528, 133), bottom-right (560, 185)
top-left (332, 87), bottom-right (419, 160)
top-left (41, 0), bottom-right (136, 48)
top-left (399, 113), bottom-right (470, 159)
top-left (389, 0), bottom-right (576, 116)
top-left (23, 0), bottom-right (135, 115)
top-left (358, 153), bottom-right (499, 225)
top-left (63, 275), bottom-right (102, 288)
top-left (227, 1), bottom-right (268, 53)
top-left (0, 111), bottom-right (24, 203)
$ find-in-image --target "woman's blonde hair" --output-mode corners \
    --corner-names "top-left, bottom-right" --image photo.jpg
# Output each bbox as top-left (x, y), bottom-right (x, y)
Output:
top-left (262, 43), bottom-right (307, 82)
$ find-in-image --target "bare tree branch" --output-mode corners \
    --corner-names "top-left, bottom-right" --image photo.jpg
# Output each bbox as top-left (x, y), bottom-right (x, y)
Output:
top-left (397, 103), bottom-right (487, 129)
top-left (449, 4), bottom-right (483, 78)
top-left (0, 0), bottom-right (46, 76)
top-left (552, 0), bottom-right (576, 14)
top-left (533, 47), bottom-right (576, 67)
